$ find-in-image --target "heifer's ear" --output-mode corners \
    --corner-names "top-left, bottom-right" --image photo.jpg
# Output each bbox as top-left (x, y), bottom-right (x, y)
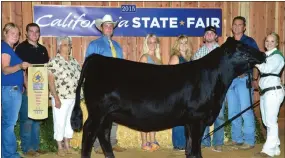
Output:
top-left (222, 37), bottom-right (235, 49)
top-left (221, 37), bottom-right (238, 55)
top-left (226, 37), bottom-right (235, 43)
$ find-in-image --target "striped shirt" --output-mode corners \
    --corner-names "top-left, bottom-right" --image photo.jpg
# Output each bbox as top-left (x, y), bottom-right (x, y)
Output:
top-left (191, 43), bottom-right (220, 60)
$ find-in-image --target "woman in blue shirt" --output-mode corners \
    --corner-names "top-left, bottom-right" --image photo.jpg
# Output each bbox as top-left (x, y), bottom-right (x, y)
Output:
top-left (169, 35), bottom-right (192, 151)
top-left (1, 23), bottom-right (30, 158)
top-left (139, 34), bottom-right (162, 152)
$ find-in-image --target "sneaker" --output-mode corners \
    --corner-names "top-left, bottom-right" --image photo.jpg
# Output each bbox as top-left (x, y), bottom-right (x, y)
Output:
top-left (150, 141), bottom-right (160, 151)
top-left (212, 145), bottom-right (222, 152)
top-left (237, 143), bottom-right (254, 150)
top-left (141, 142), bottom-right (152, 151)
top-left (174, 147), bottom-right (185, 151)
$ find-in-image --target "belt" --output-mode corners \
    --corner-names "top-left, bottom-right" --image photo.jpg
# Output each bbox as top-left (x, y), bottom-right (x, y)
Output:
top-left (260, 86), bottom-right (282, 96)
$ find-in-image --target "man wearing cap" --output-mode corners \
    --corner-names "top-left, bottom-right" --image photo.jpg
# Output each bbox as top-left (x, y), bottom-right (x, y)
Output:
top-left (191, 26), bottom-right (226, 152)
top-left (225, 16), bottom-right (259, 150)
top-left (85, 14), bottom-right (126, 154)
top-left (191, 26), bottom-right (220, 60)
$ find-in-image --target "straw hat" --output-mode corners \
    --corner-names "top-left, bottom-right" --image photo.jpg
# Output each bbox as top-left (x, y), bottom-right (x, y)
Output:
top-left (95, 14), bottom-right (118, 31)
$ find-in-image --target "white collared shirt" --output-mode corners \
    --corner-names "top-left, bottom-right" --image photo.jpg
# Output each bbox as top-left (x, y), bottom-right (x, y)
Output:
top-left (255, 48), bottom-right (284, 89)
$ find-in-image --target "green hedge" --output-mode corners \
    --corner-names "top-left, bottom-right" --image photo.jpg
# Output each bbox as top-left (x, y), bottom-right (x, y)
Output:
top-left (15, 106), bottom-right (264, 152)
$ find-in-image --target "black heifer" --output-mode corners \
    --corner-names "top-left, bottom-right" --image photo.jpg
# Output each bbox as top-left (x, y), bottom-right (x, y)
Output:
top-left (71, 37), bottom-right (266, 158)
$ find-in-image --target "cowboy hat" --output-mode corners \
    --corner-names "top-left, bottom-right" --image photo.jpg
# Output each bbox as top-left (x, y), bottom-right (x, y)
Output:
top-left (95, 14), bottom-right (118, 31)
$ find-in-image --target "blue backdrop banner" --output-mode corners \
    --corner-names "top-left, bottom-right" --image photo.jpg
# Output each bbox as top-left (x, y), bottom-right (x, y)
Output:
top-left (33, 5), bottom-right (222, 37)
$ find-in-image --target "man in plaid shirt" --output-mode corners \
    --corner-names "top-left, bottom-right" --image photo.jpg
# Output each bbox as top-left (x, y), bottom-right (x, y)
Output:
top-left (192, 26), bottom-right (225, 152)
top-left (191, 26), bottom-right (220, 60)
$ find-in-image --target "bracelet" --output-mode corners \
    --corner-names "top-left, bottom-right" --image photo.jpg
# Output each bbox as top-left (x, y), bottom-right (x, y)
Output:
top-left (253, 78), bottom-right (258, 81)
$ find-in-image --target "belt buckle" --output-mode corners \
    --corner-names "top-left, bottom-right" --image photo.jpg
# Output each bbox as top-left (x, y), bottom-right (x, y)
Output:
top-left (12, 86), bottom-right (18, 91)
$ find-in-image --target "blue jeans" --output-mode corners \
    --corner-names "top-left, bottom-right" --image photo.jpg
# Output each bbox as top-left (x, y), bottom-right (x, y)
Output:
top-left (19, 91), bottom-right (40, 153)
top-left (226, 76), bottom-right (255, 146)
top-left (202, 101), bottom-right (225, 147)
top-left (172, 126), bottom-right (186, 149)
top-left (1, 86), bottom-right (22, 158)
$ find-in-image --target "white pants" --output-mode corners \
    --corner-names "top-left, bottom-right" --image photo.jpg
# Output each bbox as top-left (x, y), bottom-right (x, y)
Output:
top-left (260, 87), bottom-right (284, 156)
top-left (51, 98), bottom-right (75, 141)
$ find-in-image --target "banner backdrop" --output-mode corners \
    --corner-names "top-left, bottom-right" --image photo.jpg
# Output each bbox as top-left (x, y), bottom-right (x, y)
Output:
top-left (28, 65), bottom-right (49, 120)
top-left (33, 5), bottom-right (222, 37)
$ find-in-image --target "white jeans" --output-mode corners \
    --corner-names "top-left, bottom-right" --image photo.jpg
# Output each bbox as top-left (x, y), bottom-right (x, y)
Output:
top-left (51, 98), bottom-right (75, 141)
top-left (260, 87), bottom-right (284, 156)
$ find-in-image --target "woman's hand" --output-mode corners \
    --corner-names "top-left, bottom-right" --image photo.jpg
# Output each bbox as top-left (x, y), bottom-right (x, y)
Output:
top-left (20, 62), bottom-right (31, 70)
top-left (54, 97), bottom-right (62, 109)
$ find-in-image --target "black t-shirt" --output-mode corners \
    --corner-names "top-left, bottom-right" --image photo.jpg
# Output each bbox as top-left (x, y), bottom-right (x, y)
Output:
top-left (15, 40), bottom-right (49, 64)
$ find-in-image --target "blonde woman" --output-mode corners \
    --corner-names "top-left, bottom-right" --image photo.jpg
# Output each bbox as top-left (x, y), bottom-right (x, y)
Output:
top-left (139, 34), bottom-right (161, 151)
top-left (169, 35), bottom-right (192, 65)
top-left (168, 35), bottom-right (192, 151)
top-left (1, 22), bottom-right (30, 158)
top-left (254, 32), bottom-right (284, 158)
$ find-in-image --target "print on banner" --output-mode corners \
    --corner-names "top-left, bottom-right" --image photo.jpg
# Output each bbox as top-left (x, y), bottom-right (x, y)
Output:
top-left (33, 71), bottom-right (44, 90)
top-left (33, 5), bottom-right (222, 37)
top-left (28, 66), bottom-right (48, 120)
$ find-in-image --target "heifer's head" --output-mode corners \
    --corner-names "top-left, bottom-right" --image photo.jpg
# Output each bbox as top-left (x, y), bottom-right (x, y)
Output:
top-left (221, 37), bottom-right (266, 75)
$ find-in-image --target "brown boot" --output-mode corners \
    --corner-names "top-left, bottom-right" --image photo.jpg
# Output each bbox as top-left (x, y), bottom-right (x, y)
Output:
top-left (112, 145), bottom-right (126, 152)
top-left (225, 141), bottom-right (243, 146)
top-left (36, 149), bottom-right (48, 155)
top-left (24, 150), bottom-right (40, 157)
top-left (212, 145), bottom-right (223, 152)
top-left (225, 141), bottom-right (243, 150)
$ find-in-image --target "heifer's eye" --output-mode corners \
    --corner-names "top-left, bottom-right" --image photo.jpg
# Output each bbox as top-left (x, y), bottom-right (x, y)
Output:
top-left (242, 53), bottom-right (249, 60)
top-left (225, 48), bottom-right (234, 55)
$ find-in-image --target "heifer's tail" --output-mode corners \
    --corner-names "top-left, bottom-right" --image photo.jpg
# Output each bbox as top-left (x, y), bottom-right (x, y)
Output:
top-left (71, 56), bottom-right (92, 132)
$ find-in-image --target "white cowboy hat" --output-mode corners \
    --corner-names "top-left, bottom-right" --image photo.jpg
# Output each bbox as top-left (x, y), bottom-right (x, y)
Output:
top-left (95, 14), bottom-right (118, 31)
